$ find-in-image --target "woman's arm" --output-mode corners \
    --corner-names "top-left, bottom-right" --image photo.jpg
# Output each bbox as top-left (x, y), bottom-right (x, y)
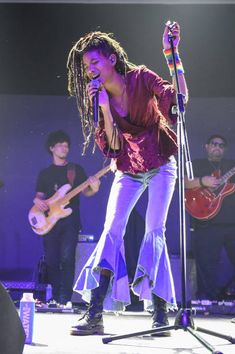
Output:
top-left (162, 21), bottom-right (189, 104)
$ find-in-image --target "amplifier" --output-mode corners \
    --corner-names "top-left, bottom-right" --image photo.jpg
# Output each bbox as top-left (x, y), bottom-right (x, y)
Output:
top-left (72, 241), bottom-right (97, 303)
top-left (1, 281), bottom-right (51, 303)
top-left (170, 255), bottom-right (197, 302)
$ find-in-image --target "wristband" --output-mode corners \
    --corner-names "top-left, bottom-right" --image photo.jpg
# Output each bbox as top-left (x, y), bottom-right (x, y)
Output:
top-left (163, 48), bottom-right (185, 76)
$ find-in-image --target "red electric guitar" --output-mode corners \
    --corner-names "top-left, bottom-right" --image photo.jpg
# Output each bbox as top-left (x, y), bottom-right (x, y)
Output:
top-left (185, 166), bottom-right (235, 220)
top-left (28, 165), bottom-right (111, 236)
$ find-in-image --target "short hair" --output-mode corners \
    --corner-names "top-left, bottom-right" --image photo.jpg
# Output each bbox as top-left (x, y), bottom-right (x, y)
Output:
top-left (45, 130), bottom-right (71, 154)
top-left (206, 134), bottom-right (227, 146)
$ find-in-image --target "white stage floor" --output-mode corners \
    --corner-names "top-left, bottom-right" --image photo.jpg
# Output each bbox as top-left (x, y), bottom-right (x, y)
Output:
top-left (22, 310), bottom-right (235, 354)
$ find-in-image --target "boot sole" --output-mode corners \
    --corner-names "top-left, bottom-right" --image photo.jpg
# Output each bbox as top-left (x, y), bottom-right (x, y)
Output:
top-left (70, 327), bottom-right (104, 336)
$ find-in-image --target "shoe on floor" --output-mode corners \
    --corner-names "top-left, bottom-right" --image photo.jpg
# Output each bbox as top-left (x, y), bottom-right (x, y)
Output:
top-left (59, 301), bottom-right (73, 309)
top-left (151, 294), bottom-right (171, 337)
top-left (47, 299), bottom-right (59, 308)
top-left (151, 321), bottom-right (171, 337)
top-left (70, 275), bottom-right (109, 336)
top-left (70, 311), bottom-right (104, 336)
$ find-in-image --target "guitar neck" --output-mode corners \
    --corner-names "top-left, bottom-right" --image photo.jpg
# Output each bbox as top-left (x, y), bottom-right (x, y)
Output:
top-left (63, 165), bottom-right (111, 203)
top-left (219, 166), bottom-right (235, 185)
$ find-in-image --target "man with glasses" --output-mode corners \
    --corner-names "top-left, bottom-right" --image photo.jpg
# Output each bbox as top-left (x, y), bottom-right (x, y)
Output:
top-left (185, 134), bottom-right (235, 300)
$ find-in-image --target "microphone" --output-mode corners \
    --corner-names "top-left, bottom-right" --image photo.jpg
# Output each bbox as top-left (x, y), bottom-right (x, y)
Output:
top-left (166, 21), bottom-right (176, 41)
top-left (91, 78), bottom-right (100, 128)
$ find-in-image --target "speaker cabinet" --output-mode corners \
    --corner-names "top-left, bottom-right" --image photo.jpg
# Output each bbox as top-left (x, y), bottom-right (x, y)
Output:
top-left (170, 256), bottom-right (197, 302)
top-left (72, 241), bottom-right (97, 303)
top-left (0, 282), bottom-right (25, 354)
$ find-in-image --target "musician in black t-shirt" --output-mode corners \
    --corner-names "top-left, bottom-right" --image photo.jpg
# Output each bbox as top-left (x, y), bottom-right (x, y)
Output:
top-left (185, 134), bottom-right (235, 300)
top-left (33, 130), bottom-right (100, 306)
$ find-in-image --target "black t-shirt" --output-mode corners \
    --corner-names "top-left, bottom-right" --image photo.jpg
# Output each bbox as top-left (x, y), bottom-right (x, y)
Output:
top-left (36, 163), bottom-right (87, 225)
top-left (190, 158), bottom-right (235, 227)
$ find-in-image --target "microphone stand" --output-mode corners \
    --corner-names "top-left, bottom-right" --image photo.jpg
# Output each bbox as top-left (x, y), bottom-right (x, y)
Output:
top-left (102, 29), bottom-right (235, 353)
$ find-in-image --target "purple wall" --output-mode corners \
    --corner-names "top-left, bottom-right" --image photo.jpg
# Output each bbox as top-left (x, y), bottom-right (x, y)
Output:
top-left (0, 94), bottom-right (235, 281)
top-left (0, 94), bottom-right (112, 278)
top-left (0, 2), bottom-right (235, 291)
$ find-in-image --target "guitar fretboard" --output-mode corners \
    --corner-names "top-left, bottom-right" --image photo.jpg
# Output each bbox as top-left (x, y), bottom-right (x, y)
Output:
top-left (219, 166), bottom-right (235, 185)
top-left (62, 164), bottom-right (111, 204)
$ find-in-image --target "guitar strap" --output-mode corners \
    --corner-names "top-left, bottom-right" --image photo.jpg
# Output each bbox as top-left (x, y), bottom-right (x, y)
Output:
top-left (67, 163), bottom-right (76, 187)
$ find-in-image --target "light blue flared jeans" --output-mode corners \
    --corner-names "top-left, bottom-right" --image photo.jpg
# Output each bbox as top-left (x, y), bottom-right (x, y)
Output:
top-left (74, 156), bottom-right (177, 311)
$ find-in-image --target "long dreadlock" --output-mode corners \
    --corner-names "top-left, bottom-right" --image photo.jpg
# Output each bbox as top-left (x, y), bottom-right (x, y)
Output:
top-left (67, 31), bottom-right (135, 154)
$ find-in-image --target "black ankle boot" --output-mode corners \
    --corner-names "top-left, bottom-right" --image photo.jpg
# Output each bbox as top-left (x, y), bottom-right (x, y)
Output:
top-left (70, 274), bottom-right (110, 336)
top-left (151, 294), bottom-right (171, 337)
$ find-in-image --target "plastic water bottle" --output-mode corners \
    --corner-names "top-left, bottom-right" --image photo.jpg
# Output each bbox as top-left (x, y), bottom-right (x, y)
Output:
top-left (20, 292), bottom-right (35, 344)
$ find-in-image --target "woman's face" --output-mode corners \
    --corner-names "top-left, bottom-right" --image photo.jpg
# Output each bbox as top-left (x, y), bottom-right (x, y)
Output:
top-left (82, 50), bottom-right (115, 84)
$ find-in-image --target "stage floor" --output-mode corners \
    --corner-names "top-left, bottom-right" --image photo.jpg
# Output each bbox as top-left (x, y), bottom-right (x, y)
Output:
top-left (22, 310), bottom-right (235, 354)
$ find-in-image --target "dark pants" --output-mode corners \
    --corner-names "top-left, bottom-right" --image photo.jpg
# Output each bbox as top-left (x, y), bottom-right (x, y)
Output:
top-left (43, 216), bottom-right (79, 304)
top-left (192, 224), bottom-right (235, 300)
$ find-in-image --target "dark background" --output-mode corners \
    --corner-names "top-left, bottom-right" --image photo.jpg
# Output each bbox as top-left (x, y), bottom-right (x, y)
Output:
top-left (0, 3), bottom-right (235, 97)
top-left (0, 3), bottom-right (234, 286)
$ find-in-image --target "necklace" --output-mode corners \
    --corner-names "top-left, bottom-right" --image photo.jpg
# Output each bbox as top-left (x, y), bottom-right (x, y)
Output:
top-left (110, 80), bottom-right (127, 117)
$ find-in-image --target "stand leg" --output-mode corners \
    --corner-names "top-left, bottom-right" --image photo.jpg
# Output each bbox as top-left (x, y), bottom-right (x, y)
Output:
top-left (196, 326), bottom-right (235, 343)
top-left (186, 327), bottom-right (223, 354)
top-left (102, 307), bottom-right (235, 353)
top-left (102, 325), bottom-right (177, 344)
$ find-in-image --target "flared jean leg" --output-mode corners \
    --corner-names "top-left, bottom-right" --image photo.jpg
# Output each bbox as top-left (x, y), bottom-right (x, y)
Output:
top-left (132, 157), bottom-right (177, 309)
top-left (73, 171), bottom-right (148, 311)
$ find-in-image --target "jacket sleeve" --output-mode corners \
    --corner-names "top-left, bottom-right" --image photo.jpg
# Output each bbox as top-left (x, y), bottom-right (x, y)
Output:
top-left (143, 67), bottom-right (177, 124)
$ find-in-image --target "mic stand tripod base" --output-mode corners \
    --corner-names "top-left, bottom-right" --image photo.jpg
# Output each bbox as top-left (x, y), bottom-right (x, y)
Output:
top-left (102, 307), bottom-right (235, 354)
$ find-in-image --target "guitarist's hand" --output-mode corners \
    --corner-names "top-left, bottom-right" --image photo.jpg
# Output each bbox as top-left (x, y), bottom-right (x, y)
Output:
top-left (83, 176), bottom-right (101, 196)
top-left (33, 197), bottom-right (49, 212)
top-left (89, 176), bottom-right (101, 192)
top-left (201, 176), bottom-right (221, 189)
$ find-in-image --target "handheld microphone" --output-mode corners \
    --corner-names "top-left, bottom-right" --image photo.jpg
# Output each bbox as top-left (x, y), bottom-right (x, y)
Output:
top-left (91, 78), bottom-right (100, 128)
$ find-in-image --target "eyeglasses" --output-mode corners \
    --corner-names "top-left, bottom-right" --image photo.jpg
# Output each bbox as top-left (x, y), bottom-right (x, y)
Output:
top-left (209, 141), bottom-right (226, 148)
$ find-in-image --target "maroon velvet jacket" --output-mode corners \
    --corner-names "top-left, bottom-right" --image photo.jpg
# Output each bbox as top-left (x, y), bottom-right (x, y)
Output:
top-left (95, 66), bottom-right (178, 174)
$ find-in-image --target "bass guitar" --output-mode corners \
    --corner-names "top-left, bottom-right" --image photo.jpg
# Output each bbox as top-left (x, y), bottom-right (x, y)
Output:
top-left (185, 166), bottom-right (235, 220)
top-left (28, 165), bottom-right (111, 235)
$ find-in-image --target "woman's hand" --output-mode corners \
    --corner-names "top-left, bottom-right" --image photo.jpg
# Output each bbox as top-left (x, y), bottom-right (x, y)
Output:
top-left (87, 80), bottom-right (109, 109)
top-left (162, 20), bottom-right (180, 50)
